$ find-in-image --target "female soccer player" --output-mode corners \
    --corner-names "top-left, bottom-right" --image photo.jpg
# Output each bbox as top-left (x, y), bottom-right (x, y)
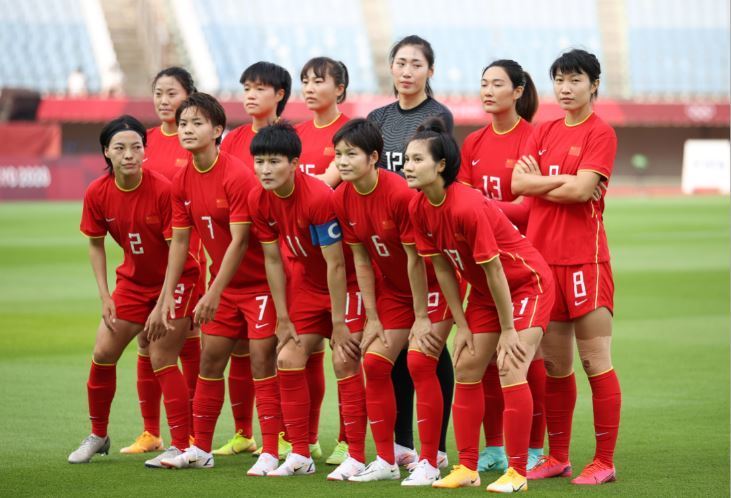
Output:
top-left (457, 60), bottom-right (546, 473)
top-left (512, 49), bottom-right (621, 486)
top-left (246, 123), bottom-right (366, 479)
top-left (149, 93), bottom-right (281, 473)
top-left (331, 118), bottom-right (453, 486)
top-left (68, 115), bottom-right (198, 467)
top-left (405, 118), bottom-right (554, 493)
top-left (296, 57), bottom-right (350, 188)
top-left (214, 62), bottom-right (291, 457)
top-left (367, 35), bottom-right (454, 466)
top-left (119, 67), bottom-right (203, 456)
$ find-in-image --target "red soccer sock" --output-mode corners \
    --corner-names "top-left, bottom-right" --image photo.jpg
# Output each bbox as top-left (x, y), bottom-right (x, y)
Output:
top-left (545, 373), bottom-right (576, 463)
top-left (155, 365), bottom-right (190, 450)
top-left (254, 375), bottom-right (282, 458)
top-left (453, 381), bottom-right (484, 471)
top-left (279, 369), bottom-right (310, 457)
top-left (589, 369), bottom-right (621, 466)
top-left (363, 353), bottom-right (396, 464)
top-left (527, 359), bottom-right (546, 449)
top-left (179, 337), bottom-right (200, 435)
top-left (338, 371), bottom-right (367, 463)
top-left (306, 351), bottom-right (326, 445)
top-left (87, 361), bottom-right (116, 438)
top-left (136, 354), bottom-right (161, 437)
top-left (228, 354), bottom-right (254, 437)
top-left (503, 382), bottom-right (533, 477)
top-left (192, 376), bottom-right (225, 452)
top-left (482, 362), bottom-right (504, 447)
top-left (407, 350), bottom-right (442, 467)
top-left (337, 388), bottom-right (347, 443)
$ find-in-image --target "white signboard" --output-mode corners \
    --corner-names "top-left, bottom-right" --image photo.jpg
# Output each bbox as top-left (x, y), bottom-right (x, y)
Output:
top-left (681, 139), bottom-right (730, 194)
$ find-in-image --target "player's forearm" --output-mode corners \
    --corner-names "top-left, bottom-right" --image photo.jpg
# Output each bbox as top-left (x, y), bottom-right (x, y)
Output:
top-left (162, 230), bottom-right (190, 297)
top-left (541, 177), bottom-right (594, 203)
top-left (317, 162), bottom-right (341, 188)
top-left (432, 256), bottom-right (468, 329)
top-left (482, 258), bottom-right (515, 332)
top-left (263, 249), bottom-right (290, 320)
top-left (351, 245), bottom-right (378, 320)
top-left (511, 172), bottom-right (567, 196)
top-left (326, 259), bottom-right (348, 324)
top-left (405, 247), bottom-right (429, 318)
top-left (208, 235), bottom-right (248, 295)
top-left (88, 242), bottom-right (111, 300)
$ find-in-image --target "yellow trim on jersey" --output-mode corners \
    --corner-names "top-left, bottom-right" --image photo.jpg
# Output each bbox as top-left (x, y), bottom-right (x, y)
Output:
top-left (193, 153), bottom-right (219, 173)
top-left (92, 359), bottom-right (116, 367)
top-left (364, 351), bottom-right (394, 365)
top-left (456, 380), bottom-right (481, 385)
top-left (419, 252), bottom-right (440, 257)
top-left (500, 249), bottom-right (544, 294)
top-left (528, 296), bottom-right (539, 328)
top-left (476, 254), bottom-right (499, 265)
top-left (564, 111), bottom-right (593, 127)
top-left (577, 168), bottom-right (609, 181)
top-left (172, 225), bottom-right (192, 230)
top-left (137, 352), bottom-right (150, 358)
top-left (115, 169), bottom-right (143, 192)
top-left (254, 374), bottom-right (278, 382)
top-left (160, 124), bottom-right (178, 137)
top-left (547, 371), bottom-right (574, 379)
top-left (164, 236), bottom-right (173, 241)
top-left (229, 221), bottom-right (252, 225)
top-left (401, 241), bottom-right (416, 246)
top-left (273, 181), bottom-right (295, 198)
top-left (407, 348), bottom-right (439, 360)
top-left (589, 367), bottom-right (614, 378)
top-left (427, 191), bottom-right (447, 207)
top-left (355, 170), bottom-right (379, 196)
top-left (337, 373), bottom-right (360, 382)
top-left (198, 374), bottom-right (224, 381)
top-left (314, 113), bottom-right (342, 129)
top-left (261, 239), bottom-right (279, 244)
top-left (278, 367), bottom-right (306, 372)
top-left (81, 229), bottom-right (106, 239)
top-left (345, 241), bottom-right (363, 246)
top-left (492, 117), bottom-right (521, 136)
top-left (311, 349), bottom-right (326, 356)
top-left (153, 364), bottom-right (178, 374)
top-left (501, 380), bottom-right (528, 388)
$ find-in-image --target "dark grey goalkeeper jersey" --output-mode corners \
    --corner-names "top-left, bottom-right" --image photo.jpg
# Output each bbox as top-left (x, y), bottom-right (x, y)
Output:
top-left (367, 97), bottom-right (454, 173)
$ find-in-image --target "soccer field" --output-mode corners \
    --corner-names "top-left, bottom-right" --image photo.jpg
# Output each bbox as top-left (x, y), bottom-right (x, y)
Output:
top-left (0, 196), bottom-right (728, 497)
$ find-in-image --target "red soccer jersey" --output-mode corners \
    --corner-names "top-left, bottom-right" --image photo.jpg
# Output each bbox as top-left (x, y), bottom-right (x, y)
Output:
top-left (249, 170), bottom-right (352, 293)
top-left (296, 113), bottom-right (349, 176)
top-left (523, 113), bottom-right (617, 265)
top-left (220, 123), bottom-right (256, 170)
top-left (81, 169), bottom-right (198, 289)
top-left (410, 182), bottom-right (549, 303)
top-left (334, 168), bottom-right (430, 296)
top-left (458, 118), bottom-right (533, 202)
top-left (171, 151), bottom-right (268, 292)
top-left (146, 126), bottom-right (191, 181)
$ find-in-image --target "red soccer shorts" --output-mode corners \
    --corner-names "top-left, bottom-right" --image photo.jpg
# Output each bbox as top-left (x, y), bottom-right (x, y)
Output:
top-left (290, 285), bottom-right (364, 336)
top-left (202, 287), bottom-right (276, 340)
top-left (549, 262), bottom-right (614, 321)
top-left (113, 276), bottom-right (199, 325)
top-left (464, 287), bottom-right (554, 334)
top-left (376, 280), bottom-right (455, 330)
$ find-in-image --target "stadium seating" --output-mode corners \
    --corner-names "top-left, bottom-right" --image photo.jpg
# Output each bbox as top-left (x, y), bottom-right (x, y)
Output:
top-left (626, 0), bottom-right (729, 97)
top-left (0, 0), bottom-right (102, 94)
top-left (387, 0), bottom-right (602, 95)
top-left (191, 0), bottom-right (378, 94)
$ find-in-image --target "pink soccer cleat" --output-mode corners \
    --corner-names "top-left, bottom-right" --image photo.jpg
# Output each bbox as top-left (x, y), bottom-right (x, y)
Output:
top-left (570, 459), bottom-right (616, 485)
top-left (526, 455), bottom-right (571, 480)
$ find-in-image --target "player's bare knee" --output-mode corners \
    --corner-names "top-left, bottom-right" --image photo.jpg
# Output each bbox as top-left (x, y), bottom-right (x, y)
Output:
top-left (332, 355), bottom-right (359, 378)
top-left (250, 354), bottom-right (275, 378)
top-left (544, 357), bottom-right (572, 377)
top-left (276, 348), bottom-right (306, 371)
top-left (454, 357), bottom-right (482, 383)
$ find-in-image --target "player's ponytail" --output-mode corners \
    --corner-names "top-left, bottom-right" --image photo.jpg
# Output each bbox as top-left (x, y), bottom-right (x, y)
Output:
top-left (483, 59), bottom-right (538, 122)
top-left (99, 115), bottom-right (147, 175)
top-left (300, 57), bottom-right (350, 104)
top-left (408, 117), bottom-right (461, 187)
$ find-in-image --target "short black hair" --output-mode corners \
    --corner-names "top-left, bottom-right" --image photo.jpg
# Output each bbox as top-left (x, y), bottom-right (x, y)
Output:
top-left (175, 92), bottom-right (226, 145)
top-left (407, 117), bottom-right (461, 187)
top-left (332, 118), bottom-right (383, 162)
top-left (240, 61), bottom-right (292, 116)
top-left (99, 114), bottom-right (147, 175)
top-left (550, 49), bottom-right (601, 98)
top-left (250, 121), bottom-right (301, 161)
top-left (152, 66), bottom-right (196, 95)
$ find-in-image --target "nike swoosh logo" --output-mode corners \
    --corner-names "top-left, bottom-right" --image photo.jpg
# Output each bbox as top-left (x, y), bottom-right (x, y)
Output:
top-left (184, 200), bottom-right (192, 206)
top-left (574, 298), bottom-right (588, 306)
top-left (255, 323), bottom-right (270, 329)
top-left (143, 157), bottom-right (149, 162)
top-left (370, 419), bottom-right (383, 425)
top-left (105, 218), bottom-right (115, 222)
top-left (231, 402), bottom-right (243, 407)
top-left (262, 415), bottom-right (274, 421)
top-left (548, 432), bottom-right (563, 436)
top-left (268, 220), bottom-right (277, 226)
top-left (471, 160), bottom-right (480, 166)
top-left (514, 316), bottom-right (523, 321)
top-left (427, 308), bottom-right (438, 314)
top-left (345, 317), bottom-right (359, 323)
top-left (538, 149), bottom-right (547, 156)
top-left (348, 221), bottom-right (356, 226)
top-left (513, 482), bottom-right (526, 491)
top-left (416, 418), bottom-right (427, 424)
top-left (426, 232), bottom-right (433, 237)
top-left (344, 421), bottom-right (355, 426)
top-left (470, 478), bottom-right (479, 484)
top-left (595, 431), bottom-right (609, 437)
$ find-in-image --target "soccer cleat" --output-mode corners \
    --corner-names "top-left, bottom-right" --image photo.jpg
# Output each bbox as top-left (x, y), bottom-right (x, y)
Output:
top-left (527, 447), bottom-right (544, 472)
top-left (486, 467), bottom-right (528, 493)
top-left (247, 452), bottom-right (279, 477)
top-left (68, 434), bottom-right (110, 464)
top-left (348, 456), bottom-right (400, 482)
top-left (160, 445), bottom-right (214, 469)
top-left (252, 432), bottom-right (292, 459)
top-left (267, 452), bottom-right (315, 477)
top-left (325, 440), bottom-right (349, 465)
top-left (570, 459), bottom-right (616, 485)
top-left (145, 447), bottom-right (182, 468)
top-left (394, 443), bottom-right (418, 467)
top-left (402, 459), bottom-right (440, 486)
top-left (478, 446), bottom-right (508, 472)
top-left (120, 431), bottom-right (163, 454)
top-left (431, 464), bottom-right (481, 488)
top-left (212, 430), bottom-right (257, 455)
top-left (309, 441), bottom-right (323, 459)
top-left (327, 456), bottom-right (366, 481)
top-left (437, 450), bottom-right (449, 469)
top-left (526, 455), bottom-right (571, 480)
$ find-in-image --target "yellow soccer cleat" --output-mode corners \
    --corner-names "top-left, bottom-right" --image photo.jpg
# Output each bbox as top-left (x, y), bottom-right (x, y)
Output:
top-left (252, 432), bottom-right (292, 459)
top-left (309, 440), bottom-right (323, 459)
top-left (431, 464), bottom-right (481, 489)
top-left (486, 467), bottom-right (528, 493)
top-left (212, 430), bottom-right (257, 456)
top-left (119, 431), bottom-right (163, 454)
top-left (325, 440), bottom-right (349, 465)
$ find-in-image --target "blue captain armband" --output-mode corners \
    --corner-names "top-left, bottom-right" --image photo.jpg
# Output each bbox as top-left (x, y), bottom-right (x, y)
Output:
top-left (309, 219), bottom-right (342, 247)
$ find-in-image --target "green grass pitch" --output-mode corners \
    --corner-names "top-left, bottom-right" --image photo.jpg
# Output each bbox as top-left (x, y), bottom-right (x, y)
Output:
top-left (0, 196), bottom-right (728, 497)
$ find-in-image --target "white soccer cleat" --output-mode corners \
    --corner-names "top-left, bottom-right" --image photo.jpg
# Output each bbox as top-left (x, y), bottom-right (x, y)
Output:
top-left (394, 443), bottom-right (418, 467)
top-left (68, 434), bottom-right (110, 464)
top-left (327, 457), bottom-right (366, 481)
top-left (160, 445), bottom-right (214, 469)
top-left (402, 459), bottom-right (440, 486)
top-left (267, 452), bottom-right (315, 477)
top-left (437, 450), bottom-right (449, 469)
top-left (247, 452), bottom-right (279, 477)
top-left (145, 447), bottom-right (183, 468)
top-left (348, 456), bottom-right (400, 482)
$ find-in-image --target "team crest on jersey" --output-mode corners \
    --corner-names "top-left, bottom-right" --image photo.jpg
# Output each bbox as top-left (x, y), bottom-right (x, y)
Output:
top-left (381, 219), bottom-right (395, 229)
top-left (145, 214), bottom-right (160, 224)
top-left (323, 146), bottom-right (335, 156)
top-left (216, 198), bottom-right (229, 208)
top-left (505, 159), bottom-right (516, 169)
top-left (175, 158), bottom-right (188, 168)
top-left (569, 146), bottom-right (582, 156)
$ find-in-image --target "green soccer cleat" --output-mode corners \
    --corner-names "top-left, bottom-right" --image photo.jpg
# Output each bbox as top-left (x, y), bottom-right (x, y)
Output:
top-left (309, 440), bottom-right (322, 459)
top-left (325, 440), bottom-right (349, 465)
top-left (212, 430), bottom-right (257, 456)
